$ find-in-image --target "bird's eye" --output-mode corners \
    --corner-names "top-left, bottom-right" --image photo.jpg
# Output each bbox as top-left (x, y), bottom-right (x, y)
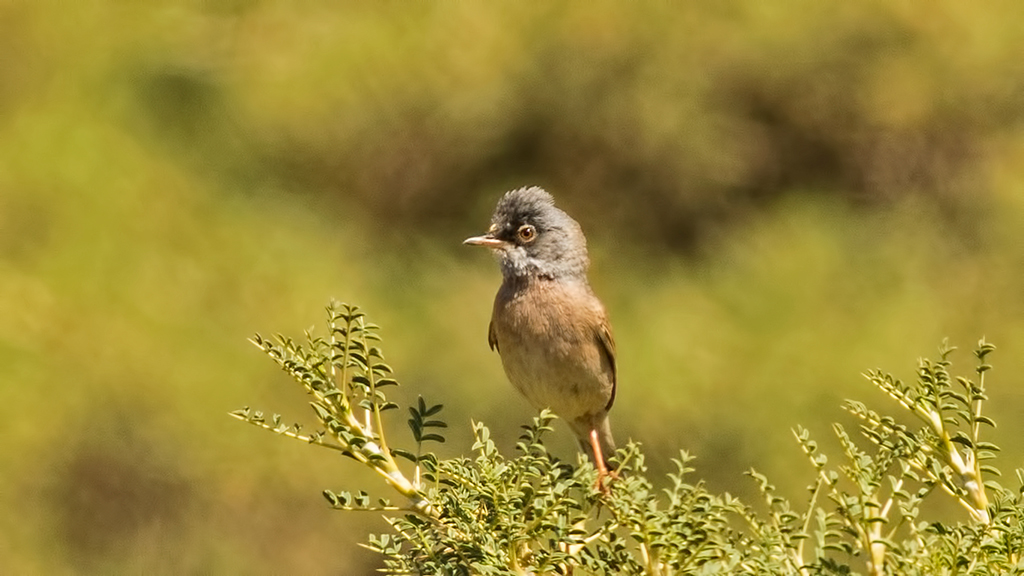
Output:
top-left (517, 224), bottom-right (536, 242)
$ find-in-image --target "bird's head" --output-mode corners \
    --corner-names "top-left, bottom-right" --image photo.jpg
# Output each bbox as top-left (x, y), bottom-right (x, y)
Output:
top-left (464, 186), bottom-right (589, 280)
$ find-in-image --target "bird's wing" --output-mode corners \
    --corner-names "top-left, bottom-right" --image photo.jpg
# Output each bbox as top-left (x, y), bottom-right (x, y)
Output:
top-left (488, 318), bottom-right (499, 352)
top-left (596, 318), bottom-right (617, 410)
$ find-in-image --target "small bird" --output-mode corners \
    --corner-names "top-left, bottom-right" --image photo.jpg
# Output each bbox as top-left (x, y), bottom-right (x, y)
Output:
top-left (464, 186), bottom-right (617, 479)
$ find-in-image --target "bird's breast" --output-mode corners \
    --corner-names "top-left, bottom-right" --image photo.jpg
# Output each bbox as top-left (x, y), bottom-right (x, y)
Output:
top-left (490, 278), bottom-right (613, 419)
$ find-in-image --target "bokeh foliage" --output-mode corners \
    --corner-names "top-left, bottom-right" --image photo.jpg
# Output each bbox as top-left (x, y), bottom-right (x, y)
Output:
top-left (3, 1), bottom-right (1024, 574)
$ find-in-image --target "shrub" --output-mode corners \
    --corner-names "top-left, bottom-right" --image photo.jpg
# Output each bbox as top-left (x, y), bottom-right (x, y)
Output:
top-left (234, 302), bottom-right (1023, 575)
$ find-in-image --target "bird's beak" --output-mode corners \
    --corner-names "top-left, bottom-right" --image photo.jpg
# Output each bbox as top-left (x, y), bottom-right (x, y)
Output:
top-left (463, 234), bottom-right (506, 249)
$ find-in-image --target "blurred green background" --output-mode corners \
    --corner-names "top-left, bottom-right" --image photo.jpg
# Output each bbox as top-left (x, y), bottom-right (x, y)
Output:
top-left (3, 1), bottom-right (1024, 574)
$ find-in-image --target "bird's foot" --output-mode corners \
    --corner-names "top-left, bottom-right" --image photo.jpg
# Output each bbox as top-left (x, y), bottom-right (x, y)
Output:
top-left (592, 468), bottom-right (619, 494)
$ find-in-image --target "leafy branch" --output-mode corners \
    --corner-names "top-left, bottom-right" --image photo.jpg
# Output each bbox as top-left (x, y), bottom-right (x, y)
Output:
top-left (231, 302), bottom-right (431, 516)
top-left (234, 303), bottom-right (1024, 575)
top-left (856, 339), bottom-right (996, 523)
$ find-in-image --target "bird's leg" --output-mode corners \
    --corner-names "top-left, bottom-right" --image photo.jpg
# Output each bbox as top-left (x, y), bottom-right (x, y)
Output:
top-left (589, 428), bottom-right (613, 492)
top-left (589, 428), bottom-right (608, 476)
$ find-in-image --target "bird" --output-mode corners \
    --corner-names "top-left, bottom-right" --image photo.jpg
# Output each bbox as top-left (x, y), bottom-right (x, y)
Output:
top-left (464, 186), bottom-right (617, 480)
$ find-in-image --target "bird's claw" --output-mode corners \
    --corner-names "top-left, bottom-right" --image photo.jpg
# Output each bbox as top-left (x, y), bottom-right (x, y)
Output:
top-left (593, 467), bottom-right (619, 494)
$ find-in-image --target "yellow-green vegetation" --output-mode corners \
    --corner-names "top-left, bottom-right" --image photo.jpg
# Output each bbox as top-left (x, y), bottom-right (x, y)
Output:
top-left (3, 2), bottom-right (1024, 574)
top-left (238, 303), bottom-right (1021, 575)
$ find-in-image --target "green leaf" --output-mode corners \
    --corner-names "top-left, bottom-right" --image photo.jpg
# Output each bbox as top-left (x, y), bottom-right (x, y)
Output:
top-left (950, 432), bottom-right (973, 448)
top-left (309, 402), bottom-right (332, 422)
top-left (391, 449), bottom-right (418, 463)
top-left (975, 415), bottom-right (997, 428)
top-left (980, 464), bottom-right (1002, 477)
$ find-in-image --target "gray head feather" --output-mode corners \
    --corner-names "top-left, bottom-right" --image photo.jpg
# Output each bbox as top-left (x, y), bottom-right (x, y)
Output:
top-left (489, 186), bottom-right (589, 280)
